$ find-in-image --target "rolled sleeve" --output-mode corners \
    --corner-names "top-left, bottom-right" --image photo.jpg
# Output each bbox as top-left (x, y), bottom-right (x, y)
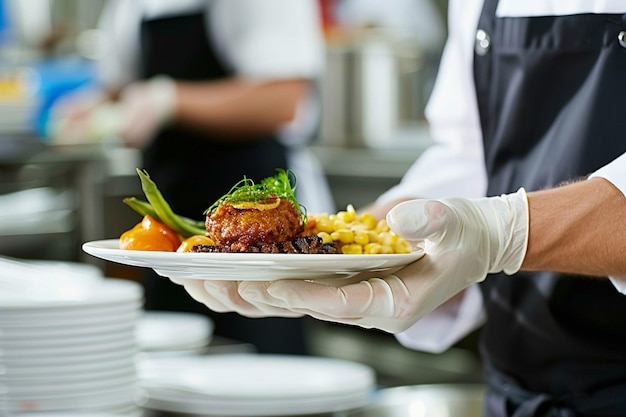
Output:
top-left (589, 152), bottom-right (626, 294)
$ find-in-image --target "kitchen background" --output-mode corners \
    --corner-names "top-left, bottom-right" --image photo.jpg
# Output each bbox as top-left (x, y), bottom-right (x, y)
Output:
top-left (0, 0), bottom-right (485, 392)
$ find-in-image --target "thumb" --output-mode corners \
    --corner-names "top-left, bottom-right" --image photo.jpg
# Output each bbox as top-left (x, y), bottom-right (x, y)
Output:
top-left (386, 199), bottom-right (454, 245)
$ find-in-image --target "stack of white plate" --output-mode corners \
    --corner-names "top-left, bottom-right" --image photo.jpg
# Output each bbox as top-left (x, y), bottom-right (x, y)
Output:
top-left (136, 311), bottom-right (214, 356)
top-left (138, 353), bottom-right (376, 416)
top-left (0, 260), bottom-right (144, 416)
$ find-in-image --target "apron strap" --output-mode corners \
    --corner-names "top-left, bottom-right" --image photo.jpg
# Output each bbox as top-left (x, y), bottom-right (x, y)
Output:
top-left (486, 366), bottom-right (577, 417)
top-left (486, 363), bottom-right (626, 417)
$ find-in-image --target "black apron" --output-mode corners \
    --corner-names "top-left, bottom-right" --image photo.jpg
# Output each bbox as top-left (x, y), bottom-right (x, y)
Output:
top-left (138, 10), bottom-right (309, 355)
top-left (473, 1), bottom-right (626, 416)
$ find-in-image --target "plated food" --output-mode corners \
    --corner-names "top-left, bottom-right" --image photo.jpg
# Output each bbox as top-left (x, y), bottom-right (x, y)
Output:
top-left (82, 169), bottom-right (423, 281)
top-left (119, 169), bottom-right (412, 255)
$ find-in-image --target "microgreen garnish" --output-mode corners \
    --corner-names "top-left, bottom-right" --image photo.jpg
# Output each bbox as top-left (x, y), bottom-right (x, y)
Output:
top-left (204, 169), bottom-right (307, 222)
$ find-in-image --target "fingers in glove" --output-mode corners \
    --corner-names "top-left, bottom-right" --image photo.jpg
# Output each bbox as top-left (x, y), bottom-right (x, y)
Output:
top-left (240, 278), bottom-right (414, 333)
top-left (169, 277), bottom-right (190, 286)
top-left (240, 278), bottom-right (400, 319)
top-left (171, 278), bottom-right (227, 309)
top-left (201, 280), bottom-right (302, 318)
top-left (167, 278), bottom-right (253, 315)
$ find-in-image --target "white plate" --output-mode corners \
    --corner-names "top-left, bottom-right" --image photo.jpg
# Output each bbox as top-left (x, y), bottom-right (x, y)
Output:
top-left (1, 318), bottom-right (136, 340)
top-left (137, 311), bottom-right (214, 352)
top-left (139, 354), bottom-right (375, 416)
top-left (0, 306), bottom-right (140, 328)
top-left (0, 301), bottom-right (141, 325)
top-left (3, 355), bottom-right (137, 378)
top-left (2, 345), bottom-right (138, 367)
top-left (16, 413), bottom-right (142, 417)
top-left (0, 278), bottom-right (142, 308)
top-left (83, 239), bottom-right (424, 281)
top-left (6, 372), bottom-right (136, 397)
top-left (143, 388), bottom-right (371, 416)
top-left (4, 362), bottom-right (136, 384)
top-left (139, 354), bottom-right (374, 399)
top-left (1, 325), bottom-right (135, 349)
top-left (6, 385), bottom-right (137, 413)
top-left (1, 335), bottom-right (136, 358)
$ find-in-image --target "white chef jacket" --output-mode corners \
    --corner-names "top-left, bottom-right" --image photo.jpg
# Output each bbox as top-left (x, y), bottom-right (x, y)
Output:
top-left (94, 0), bottom-right (334, 213)
top-left (385, 0), bottom-right (626, 353)
top-left (97, 0), bottom-right (324, 90)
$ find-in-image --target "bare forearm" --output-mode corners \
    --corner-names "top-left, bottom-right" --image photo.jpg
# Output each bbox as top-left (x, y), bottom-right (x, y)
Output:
top-left (521, 177), bottom-right (626, 277)
top-left (173, 78), bottom-right (308, 140)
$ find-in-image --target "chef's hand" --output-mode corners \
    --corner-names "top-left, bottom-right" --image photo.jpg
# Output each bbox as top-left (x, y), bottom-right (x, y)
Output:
top-left (117, 76), bottom-right (177, 148)
top-left (48, 76), bottom-right (176, 147)
top-left (48, 88), bottom-right (113, 143)
top-left (169, 277), bottom-right (305, 318)
top-left (171, 189), bottom-right (529, 333)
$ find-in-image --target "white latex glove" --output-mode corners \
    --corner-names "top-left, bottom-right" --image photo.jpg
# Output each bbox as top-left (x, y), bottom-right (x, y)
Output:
top-left (48, 88), bottom-right (120, 144)
top-left (118, 76), bottom-right (177, 148)
top-left (169, 277), bottom-right (305, 318)
top-left (171, 189), bottom-right (529, 333)
top-left (48, 76), bottom-right (175, 146)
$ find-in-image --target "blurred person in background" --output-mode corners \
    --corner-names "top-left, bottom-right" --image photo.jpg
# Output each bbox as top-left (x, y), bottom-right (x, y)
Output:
top-left (171, 0), bottom-right (626, 415)
top-left (49, 0), bottom-right (334, 355)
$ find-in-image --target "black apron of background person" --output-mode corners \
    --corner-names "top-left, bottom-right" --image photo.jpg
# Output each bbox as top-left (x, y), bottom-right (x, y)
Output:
top-left (473, 0), bottom-right (626, 415)
top-left (138, 11), bottom-right (309, 355)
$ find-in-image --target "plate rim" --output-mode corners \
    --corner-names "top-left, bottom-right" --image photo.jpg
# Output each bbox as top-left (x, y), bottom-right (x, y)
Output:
top-left (83, 239), bottom-right (422, 260)
top-left (82, 239), bottom-right (424, 281)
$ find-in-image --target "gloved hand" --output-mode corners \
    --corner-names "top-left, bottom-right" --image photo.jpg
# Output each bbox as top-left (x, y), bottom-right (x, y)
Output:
top-left (118, 76), bottom-right (177, 148)
top-left (47, 88), bottom-right (117, 144)
top-left (47, 76), bottom-right (176, 147)
top-left (171, 188), bottom-right (529, 333)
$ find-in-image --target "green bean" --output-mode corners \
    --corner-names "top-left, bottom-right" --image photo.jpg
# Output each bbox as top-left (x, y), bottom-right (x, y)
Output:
top-left (123, 197), bottom-right (159, 219)
top-left (136, 169), bottom-right (206, 237)
top-left (123, 197), bottom-right (205, 229)
top-left (181, 216), bottom-right (206, 229)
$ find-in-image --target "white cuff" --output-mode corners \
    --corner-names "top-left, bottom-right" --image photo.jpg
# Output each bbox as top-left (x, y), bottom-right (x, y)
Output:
top-left (609, 276), bottom-right (626, 295)
top-left (148, 75), bottom-right (177, 122)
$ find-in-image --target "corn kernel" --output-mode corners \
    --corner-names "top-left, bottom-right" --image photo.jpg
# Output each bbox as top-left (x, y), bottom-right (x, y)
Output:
top-left (332, 219), bottom-right (348, 231)
top-left (317, 232), bottom-right (333, 244)
top-left (341, 244), bottom-right (363, 254)
top-left (354, 230), bottom-right (369, 245)
top-left (336, 208), bottom-right (356, 223)
top-left (315, 217), bottom-right (334, 234)
top-left (379, 245), bottom-right (394, 254)
top-left (394, 239), bottom-right (412, 254)
top-left (331, 229), bottom-right (354, 244)
top-left (366, 230), bottom-right (380, 243)
top-left (376, 219), bottom-right (391, 233)
top-left (364, 243), bottom-right (383, 254)
top-left (379, 232), bottom-right (396, 246)
top-left (358, 213), bottom-right (378, 230)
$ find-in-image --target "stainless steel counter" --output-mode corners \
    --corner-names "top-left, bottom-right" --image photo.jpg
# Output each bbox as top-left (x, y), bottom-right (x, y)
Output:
top-left (0, 136), bottom-right (108, 261)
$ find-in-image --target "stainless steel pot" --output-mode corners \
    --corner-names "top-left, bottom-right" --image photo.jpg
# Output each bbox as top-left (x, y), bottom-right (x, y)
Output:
top-left (319, 31), bottom-right (426, 148)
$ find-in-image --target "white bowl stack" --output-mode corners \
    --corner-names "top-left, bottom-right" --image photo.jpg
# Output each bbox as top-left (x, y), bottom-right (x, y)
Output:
top-left (0, 259), bottom-right (144, 416)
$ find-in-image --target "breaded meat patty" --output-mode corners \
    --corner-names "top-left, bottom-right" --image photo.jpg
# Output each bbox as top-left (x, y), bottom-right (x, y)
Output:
top-left (206, 197), bottom-right (305, 251)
